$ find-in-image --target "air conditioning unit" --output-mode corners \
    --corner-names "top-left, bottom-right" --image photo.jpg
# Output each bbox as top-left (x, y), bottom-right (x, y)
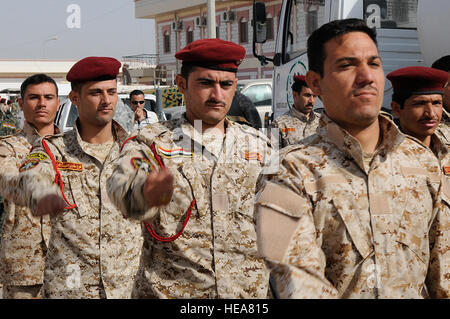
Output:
top-left (195, 16), bottom-right (207, 28)
top-left (201, 16), bottom-right (207, 27)
top-left (194, 16), bottom-right (201, 28)
top-left (172, 20), bottom-right (183, 31)
top-left (223, 10), bottom-right (235, 22)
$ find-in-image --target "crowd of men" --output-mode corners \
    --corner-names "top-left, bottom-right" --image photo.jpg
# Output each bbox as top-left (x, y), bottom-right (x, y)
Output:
top-left (0, 18), bottom-right (449, 299)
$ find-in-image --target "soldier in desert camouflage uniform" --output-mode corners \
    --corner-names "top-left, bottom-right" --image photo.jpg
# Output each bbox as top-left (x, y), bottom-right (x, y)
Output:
top-left (0, 74), bottom-right (60, 299)
top-left (269, 75), bottom-right (319, 147)
top-left (107, 39), bottom-right (273, 298)
top-left (388, 66), bottom-right (450, 297)
top-left (255, 19), bottom-right (448, 298)
top-left (0, 99), bottom-right (18, 137)
top-left (431, 56), bottom-right (450, 145)
top-left (14, 57), bottom-right (143, 298)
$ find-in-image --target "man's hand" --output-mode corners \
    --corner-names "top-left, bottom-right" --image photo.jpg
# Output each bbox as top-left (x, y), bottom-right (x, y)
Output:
top-left (143, 167), bottom-right (174, 208)
top-left (134, 108), bottom-right (145, 122)
top-left (34, 194), bottom-right (67, 216)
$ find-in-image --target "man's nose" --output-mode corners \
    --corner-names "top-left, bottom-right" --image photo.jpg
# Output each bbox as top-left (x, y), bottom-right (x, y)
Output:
top-left (356, 63), bottom-right (375, 86)
top-left (210, 83), bottom-right (224, 100)
top-left (37, 96), bottom-right (46, 107)
top-left (101, 91), bottom-right (111, 104)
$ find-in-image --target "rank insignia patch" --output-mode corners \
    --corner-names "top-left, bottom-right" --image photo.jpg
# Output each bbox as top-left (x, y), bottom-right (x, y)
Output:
top-left (131, 157), bottom-right (155, 173)
top-left (56, 161), bottom-right (83, 171)
top-left (2, 123), bottom-right (15, 129)
top-left (444, 166), bottom-right (450, 175)
top-left (26, 152), bottom-right (49, 161)
top-left (280, 127), bottom-right (296, 133)
top-left (243, 151), bottom-right (264, 162)
top-left (157, 146), bottom-right (193, 158)
top-left (19, 159), bottom-right (40, 172)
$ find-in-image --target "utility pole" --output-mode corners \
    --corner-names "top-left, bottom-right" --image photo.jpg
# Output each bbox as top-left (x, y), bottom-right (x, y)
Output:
top-left (206, 0), bottom-right (216, 38)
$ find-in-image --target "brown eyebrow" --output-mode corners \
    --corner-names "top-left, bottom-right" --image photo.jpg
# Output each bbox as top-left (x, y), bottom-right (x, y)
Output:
top-left (27, 93), bottom-right (56, 98)
top-left (197, 78), bottom-right (234, 87)
top-left (335, 55), bottom-right (381, 64)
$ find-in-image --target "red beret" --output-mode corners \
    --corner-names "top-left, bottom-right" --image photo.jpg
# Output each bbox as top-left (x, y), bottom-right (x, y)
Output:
top-left (67, 56), bottom-right (121, 83)
top-left (0, 98), bottom-right (5, 103)
top-left (387, 66), bottom-right (449, 95)
top-left (293, 75), bottom-right (306, 83)
top-left (175, 39), bottom-right (245, 73)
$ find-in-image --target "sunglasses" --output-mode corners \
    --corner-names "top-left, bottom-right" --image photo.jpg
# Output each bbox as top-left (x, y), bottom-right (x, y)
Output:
top-left (132, 101), bottom-right (145, 105)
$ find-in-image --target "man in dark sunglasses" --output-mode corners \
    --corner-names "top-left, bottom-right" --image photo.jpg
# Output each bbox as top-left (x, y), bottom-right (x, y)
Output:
top-left (129, 90), bottom-right (158, 132)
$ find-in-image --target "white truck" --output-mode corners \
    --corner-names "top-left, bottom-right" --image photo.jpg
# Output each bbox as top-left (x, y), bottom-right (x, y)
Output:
top-left (252, 0), bottom-right (450, 122)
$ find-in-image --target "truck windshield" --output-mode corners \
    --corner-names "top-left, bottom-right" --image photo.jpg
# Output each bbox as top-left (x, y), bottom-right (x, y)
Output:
top-left (284, 0), bottom-right (327, 63)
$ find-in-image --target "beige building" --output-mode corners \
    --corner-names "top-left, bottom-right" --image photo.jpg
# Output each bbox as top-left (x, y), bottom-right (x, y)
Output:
top-left (0, 59), bottom-right (131, 99)
top-left (134, 0), bottom-right (282, 81)
top-left (0, 59), bottom-right (80, 101)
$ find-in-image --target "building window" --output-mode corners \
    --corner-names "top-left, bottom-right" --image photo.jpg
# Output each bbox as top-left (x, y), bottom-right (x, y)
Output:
top-left (186, 27), bottom-right (193, 44)
top-left (266, 17), bottom-right (274, 40)
top-left (163, 31), bottom-right (171, 53)
top-left (307, 10), bottom-right (318, 35)
top-left (239, 18), bottom-right (248, 43)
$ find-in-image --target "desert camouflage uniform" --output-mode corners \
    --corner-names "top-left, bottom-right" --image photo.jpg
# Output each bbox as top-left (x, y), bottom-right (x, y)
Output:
top-left (0, 107), bottom-right (18, 137)
top-left (435, 108), bottom-right (450, 145)
top-left (0, 122), bottom-right (57, 299)
top-left (424, 134), bottom-right (450, 298)
top-left (15, 120), bottom-right (143, 299)
top-left (255, 114), bottom-right (448, 298)
top-left (107, 115), bottom-right (273, 298)
top-left (269, 108), bottom-right (321, 148)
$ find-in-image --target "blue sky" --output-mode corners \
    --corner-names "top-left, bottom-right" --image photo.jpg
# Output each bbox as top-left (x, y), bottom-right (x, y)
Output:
top-left (0, 0), bottom-right (156, 60)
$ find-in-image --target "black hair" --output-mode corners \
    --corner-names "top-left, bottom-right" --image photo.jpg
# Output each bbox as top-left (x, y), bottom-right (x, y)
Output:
top-left (307, 18), bottom-right (378, 77)
top-left (130, 90), bottom-right (145, 99)
top-left (180, 63), bottom-right (198, 87)
top-left (292, 80), bottom-right (308, 93)
top-left (431, 55), bottom-right (450, 72)
top-left (21, 73), bottom-right (58, 98)
top-left (391, 91), bottom-right (412, 110)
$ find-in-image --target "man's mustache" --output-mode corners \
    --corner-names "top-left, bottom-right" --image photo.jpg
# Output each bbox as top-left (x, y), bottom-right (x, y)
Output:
top-left (206, 99), bottom-right (226, 106)
top-left (352, 85), bottom-right (378, 96)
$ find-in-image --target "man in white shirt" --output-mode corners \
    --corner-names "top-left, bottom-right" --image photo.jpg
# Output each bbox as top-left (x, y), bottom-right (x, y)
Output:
top-left (129, 90), bottom-right (158, 131)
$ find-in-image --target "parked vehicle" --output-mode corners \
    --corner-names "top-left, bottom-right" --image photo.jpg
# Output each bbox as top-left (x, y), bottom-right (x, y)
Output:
top-left (236, 79), bottom-right (273, 127)
top-left (55, 94), bottom-right (157, 133)
top-left (252, 0), bottom-right (450, 123)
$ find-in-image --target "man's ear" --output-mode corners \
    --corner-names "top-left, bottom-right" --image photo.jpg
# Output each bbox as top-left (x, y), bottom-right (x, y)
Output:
top-left (18, 98), bottom-right (24, 111)
top-left (176, 74), bottom-right (187, 94)
top-left (391, 101), bottom-right (402, 118)
top-left (306, 71), bottom-right (321, 96)
top-left (56, 98), bottom-right (61, 113)
top-left (68, 90), bottom-right (79, 106)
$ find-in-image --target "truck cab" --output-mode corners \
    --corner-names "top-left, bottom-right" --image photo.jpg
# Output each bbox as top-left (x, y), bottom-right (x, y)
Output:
top-left (252, 0), bottom-right (448, 122)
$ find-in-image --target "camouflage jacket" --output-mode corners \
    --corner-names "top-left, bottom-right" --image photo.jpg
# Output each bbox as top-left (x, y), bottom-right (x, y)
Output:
top-left (269, 108), bottom-right (321, 148)
top-left (256, 114), bottom-right (447, 298)
top-left (435, 108), bottom-right (450, 145)
top-left (0, 108), bottom-right (18, 136)
top-left (107, 115), bottom-right (273, 298)
top-left (428, 134), bottom-right (450, 298)
top-left (0, 122), bottom-right (57, 286)
top-left (15, 120), bottom-right (143, 298)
